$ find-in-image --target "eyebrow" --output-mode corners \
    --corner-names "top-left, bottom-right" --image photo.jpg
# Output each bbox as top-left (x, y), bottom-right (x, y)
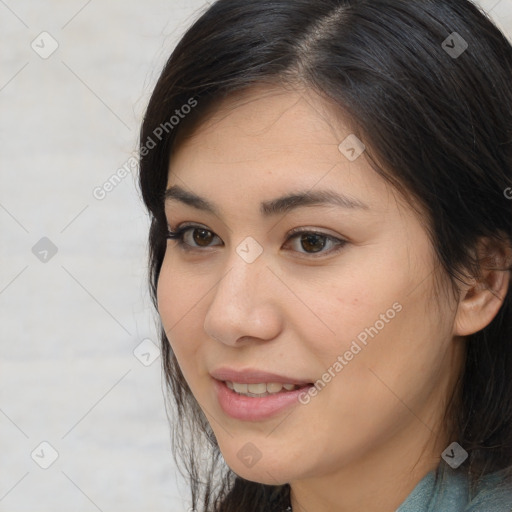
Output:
top-left (164, 185), bottom-right (369, 217)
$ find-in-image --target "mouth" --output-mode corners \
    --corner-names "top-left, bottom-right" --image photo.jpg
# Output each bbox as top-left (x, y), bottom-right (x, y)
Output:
top-left (210, 368), bottom-right (315, 421)
top-left (224, 380), bottom-right (308, 397)
top-left (210, 367), bottom-right (313, 387)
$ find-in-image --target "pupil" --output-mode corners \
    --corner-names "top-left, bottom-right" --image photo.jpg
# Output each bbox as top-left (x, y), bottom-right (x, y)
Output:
top-left (301, 234), bottom-right (326, 253)
top-left (193, 229), bottom-right (213, 246)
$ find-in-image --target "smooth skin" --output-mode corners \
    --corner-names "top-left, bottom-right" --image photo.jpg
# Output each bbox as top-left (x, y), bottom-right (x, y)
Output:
top-left (156, 84), bottom-right (509, 512)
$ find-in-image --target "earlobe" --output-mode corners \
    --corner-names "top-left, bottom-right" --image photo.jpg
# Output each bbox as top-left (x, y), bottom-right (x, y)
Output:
top-left (453, 241), bottom-right (511, 337)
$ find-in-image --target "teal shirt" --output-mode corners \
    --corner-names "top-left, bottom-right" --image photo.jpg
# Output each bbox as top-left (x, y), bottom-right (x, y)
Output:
top-left (396, 461), bottom-right (512, 511)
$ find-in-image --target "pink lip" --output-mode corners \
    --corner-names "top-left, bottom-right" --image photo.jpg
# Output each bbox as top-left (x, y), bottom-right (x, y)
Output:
top-left (212, 380), bottom-right (313, 421)
top-left (210, 367), bottom-right (313, 421)
top-left (210, 367), bottom-right (312, 385)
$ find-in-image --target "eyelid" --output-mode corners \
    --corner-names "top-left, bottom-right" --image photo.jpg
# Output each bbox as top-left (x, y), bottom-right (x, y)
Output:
top-left (284, 227), bottom-right (347, 257)
top-left (286, 226), bottom-right (344, 239)
top-left (166, 222), bottom-right (348, 257)
top-left (168, 223), bottom-right (343, 239)
top-left (167, 222), bottom-right (223, 249)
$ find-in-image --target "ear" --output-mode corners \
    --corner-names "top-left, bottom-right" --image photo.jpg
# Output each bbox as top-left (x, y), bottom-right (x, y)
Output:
top-left (453, 238), bottom-right (511, 337)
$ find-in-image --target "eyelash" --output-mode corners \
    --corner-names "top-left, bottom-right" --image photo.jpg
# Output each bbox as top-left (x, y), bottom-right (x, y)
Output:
top-left (166, 224), bottom-right (347, 258)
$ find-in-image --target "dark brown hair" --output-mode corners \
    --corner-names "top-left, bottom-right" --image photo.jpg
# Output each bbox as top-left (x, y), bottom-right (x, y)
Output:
top-left (138, 1), bottom-right (512, 510)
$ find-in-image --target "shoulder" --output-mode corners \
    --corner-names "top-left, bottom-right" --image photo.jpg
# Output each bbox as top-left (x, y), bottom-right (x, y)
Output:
top-left (467, 469), bottom-right (512, 512)
top-left (397, 462), bottom-right (512, 512)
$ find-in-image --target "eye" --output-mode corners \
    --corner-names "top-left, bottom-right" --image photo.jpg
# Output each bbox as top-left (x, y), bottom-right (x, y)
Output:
top-left (166, 224), bottom-right (347, 257)
top-left (166, 224), bottom-right (222, 250)
top-left (284, 228), bottom-right (347, 257)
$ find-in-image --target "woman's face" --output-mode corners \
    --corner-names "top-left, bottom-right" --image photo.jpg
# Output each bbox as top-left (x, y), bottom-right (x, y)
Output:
top-left (157, 85), bottom-right (464, 485)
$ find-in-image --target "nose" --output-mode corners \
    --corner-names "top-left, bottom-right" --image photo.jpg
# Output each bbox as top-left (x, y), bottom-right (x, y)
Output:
top-left (203, 252), bottom-right (283, 346)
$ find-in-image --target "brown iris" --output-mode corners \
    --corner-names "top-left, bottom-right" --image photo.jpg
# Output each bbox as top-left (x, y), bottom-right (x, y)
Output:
top-left (193, 228), bottom-right (215, 247)
top-left (300, 233), bottom-right (326, 253)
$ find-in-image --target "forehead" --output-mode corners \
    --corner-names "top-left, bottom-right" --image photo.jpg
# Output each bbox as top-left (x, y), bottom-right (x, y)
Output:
top-left (166, 84), bottom-right (409, 219)
top-left (174, 84), bottom-right (348, 156)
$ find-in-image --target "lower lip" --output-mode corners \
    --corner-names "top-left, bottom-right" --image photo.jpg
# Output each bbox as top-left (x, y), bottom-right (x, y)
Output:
top-left (213, 379), bottom-right (313, 421)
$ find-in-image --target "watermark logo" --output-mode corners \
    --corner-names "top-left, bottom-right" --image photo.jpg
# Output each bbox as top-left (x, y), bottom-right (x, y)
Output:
top-left (442, 441), bottom-right (468, 469)
top-left (298, 302), bottom-right (403, 405)
top-left (338, 134), bottom-right (366, 162)
top-left (31, 441), bottom-right (59, 469)
top-left (93, 156), bottom-right (138, 201)
top-left (442, 32), bottom-right (468, 59)
top-left (133, 338), bottom-right (160, 367)
top-left (32, 237), bottom-right (58, 263)
top-left (31, 32), bottom-right (59, 59)
top-left (236, 237), bottom-right (263, 264)
top-left (237, 442), bottom-right (262, 468)
top-left (93, 98), bottom-right (198, 201)
top-left (139, 97), bottom-right (198, 158)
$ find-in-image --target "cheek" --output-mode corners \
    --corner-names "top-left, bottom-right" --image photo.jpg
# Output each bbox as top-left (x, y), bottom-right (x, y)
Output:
top-left (319, 280), bottom-right (452, 424)
top-left (156, 260), bottom-right (178, 329)
top-left (301, 258), bottom-right (449, 397)
top-left (156, 259), bottom-right (205, 368)
top-left (157, 254), bottom-right (204, 326)
top-left (299, 268), bottom-right (401, 352)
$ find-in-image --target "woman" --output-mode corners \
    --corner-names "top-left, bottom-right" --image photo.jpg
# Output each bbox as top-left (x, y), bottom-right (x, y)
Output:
top-left (138, 0), bottom-right (512, 510)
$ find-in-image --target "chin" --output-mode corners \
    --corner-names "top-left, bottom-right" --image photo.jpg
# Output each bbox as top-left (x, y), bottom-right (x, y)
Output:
top-left (229, 463), bottom-right (291, 486)
top-left (219, 446), bottom-right (299, 485)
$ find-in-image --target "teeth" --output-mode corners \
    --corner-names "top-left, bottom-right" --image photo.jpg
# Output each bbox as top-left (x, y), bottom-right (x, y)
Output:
top-left (232, 382), bottom-right (248, 393)
top-left (266, 382), bottom-right (284, 393)
top-left (247, 383), bottom-right (267, 394)
top-left (226, 381), bottom-right (300, 396)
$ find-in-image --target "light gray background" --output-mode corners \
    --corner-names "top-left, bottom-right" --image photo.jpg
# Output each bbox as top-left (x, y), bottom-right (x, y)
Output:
top-left (0, 1), bottom-right (511, 511)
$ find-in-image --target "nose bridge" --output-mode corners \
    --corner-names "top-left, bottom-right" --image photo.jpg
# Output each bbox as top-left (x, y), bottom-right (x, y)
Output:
top-left (203, 246), bottom-right (281, 344)
top-left (213, 248), bottom-right (267, 315)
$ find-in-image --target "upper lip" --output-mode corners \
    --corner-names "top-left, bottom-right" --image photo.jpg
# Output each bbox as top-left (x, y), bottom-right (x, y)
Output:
top-left (210, 367), bottom-right (312, 385)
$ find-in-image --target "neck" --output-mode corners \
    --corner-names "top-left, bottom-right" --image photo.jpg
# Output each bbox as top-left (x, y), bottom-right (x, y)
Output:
top-left (289, 415), bottom-right (451, 512)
